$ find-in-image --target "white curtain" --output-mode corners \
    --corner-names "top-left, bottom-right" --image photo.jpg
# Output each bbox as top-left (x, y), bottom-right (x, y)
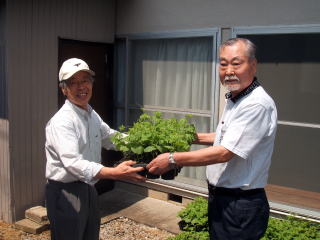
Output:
top-left (130, 37), bottom-right (212, 111)
top-left (127, 37), bottom-right (213, 185)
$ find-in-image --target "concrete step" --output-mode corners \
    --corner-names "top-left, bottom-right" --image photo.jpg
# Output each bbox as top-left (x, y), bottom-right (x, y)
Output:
top-left (25, 206), bottom-right (49, 225)
top-left (99, 188), bottom-right (184, 234)
top-left (14, 218), bottom-right (49, 234)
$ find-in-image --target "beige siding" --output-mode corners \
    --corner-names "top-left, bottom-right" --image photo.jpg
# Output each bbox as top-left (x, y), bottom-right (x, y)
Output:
top-left (0, 1), bottom-right (11, 222)
top-left (4, 0), bottom-right (115, 222)
top-left (0, 120), bottom-right (12, 221)
top-left (116, 0), bottom-right (320, 34)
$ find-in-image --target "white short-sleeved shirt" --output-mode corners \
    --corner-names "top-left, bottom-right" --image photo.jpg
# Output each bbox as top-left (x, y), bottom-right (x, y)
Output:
top-left (45, 100), bottom-right (118, 185)
top-left (206, 85), bottom-right (277, 189)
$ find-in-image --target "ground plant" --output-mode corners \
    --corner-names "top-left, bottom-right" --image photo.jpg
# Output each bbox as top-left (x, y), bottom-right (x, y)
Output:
top-left (177, 197), bottom-right (208, 232)
top-left (261, 215), bottom-right (320, 240)
top-left (169, 197), bottom-right (320, 240)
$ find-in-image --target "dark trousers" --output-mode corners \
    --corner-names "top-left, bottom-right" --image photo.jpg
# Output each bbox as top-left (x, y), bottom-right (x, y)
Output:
top-left (45, 180), bottom-right (100, 240)
top-left (208, 186), bottom-right (269, 240)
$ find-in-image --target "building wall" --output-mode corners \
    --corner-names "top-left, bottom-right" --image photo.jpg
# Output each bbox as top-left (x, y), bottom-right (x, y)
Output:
top-left (115, 0), bottom-right (320, 117)
top-left (3, 0), bottom-right (115, 222)
top-left (115, 0), bottom-right (320, 192)
top-left (116, 0), bottom-right (320, 34)
top-left (0, 0), bottom-right (12, 222)
top-left (115, 0), bottom-right (320, 119)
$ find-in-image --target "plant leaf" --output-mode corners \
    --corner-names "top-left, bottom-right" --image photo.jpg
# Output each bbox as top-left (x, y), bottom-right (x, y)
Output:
top-left (131, 146), bottom-right (144, 155)
top-left (144, 146), bottom-right (157, 152)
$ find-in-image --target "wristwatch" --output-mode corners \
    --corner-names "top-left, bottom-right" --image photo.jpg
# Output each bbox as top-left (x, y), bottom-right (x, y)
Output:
top-left (168, 152), bottom-right (177, 169)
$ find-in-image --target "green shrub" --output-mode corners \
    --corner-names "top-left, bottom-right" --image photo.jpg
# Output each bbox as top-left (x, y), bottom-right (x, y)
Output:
top-left (168, 231), bottom-right (209, 240)
top-left (261, 215), bottom-right (320, 240)
top-left (169, 197), bottom-right (208, 240)
top-left (177, 197), bottom-right (208, 232)
top-left (169, 197), bottom-right (320, 240)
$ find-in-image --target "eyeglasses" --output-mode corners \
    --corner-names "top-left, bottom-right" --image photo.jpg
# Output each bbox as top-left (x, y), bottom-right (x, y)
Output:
top-left (67, 78), bottom-right (93, 87)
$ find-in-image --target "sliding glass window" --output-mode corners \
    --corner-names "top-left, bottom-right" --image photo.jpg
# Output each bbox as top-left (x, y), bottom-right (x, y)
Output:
top-left (233, 28), bottom-right (320, 193)
top-left (114, 31), bottom-right (218, 189)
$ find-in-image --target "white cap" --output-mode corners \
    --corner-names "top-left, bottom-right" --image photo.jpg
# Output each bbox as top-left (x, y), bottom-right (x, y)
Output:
top-left (59, 58), bottom-right (95, 81)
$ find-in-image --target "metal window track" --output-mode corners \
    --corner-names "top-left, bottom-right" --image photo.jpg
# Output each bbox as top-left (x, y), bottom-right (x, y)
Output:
top-left (278, 120), bottom-right (320, 129)
top-left (132, 179), bottom-right (320, 223)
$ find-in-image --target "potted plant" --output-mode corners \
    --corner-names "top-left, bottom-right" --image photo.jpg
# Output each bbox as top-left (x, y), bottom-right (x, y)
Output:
top-left (111, 112), bottom-right (196, 180)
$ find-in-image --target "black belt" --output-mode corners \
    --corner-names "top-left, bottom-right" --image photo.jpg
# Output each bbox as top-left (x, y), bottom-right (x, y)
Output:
top-left (208, 185), bottom-right (264, 196)
top-left (47, 179), bottom-right (83, 187)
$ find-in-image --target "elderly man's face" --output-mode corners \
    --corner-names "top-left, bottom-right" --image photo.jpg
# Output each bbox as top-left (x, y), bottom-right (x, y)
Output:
top-left (219, 41), bottom-right (257, 95)
top-left (62, 71), bottom-right (93, 110)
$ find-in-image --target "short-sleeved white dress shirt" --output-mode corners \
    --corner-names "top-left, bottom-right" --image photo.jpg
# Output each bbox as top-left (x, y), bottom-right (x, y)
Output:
top-left (45, 100), bottom-right (118, 185)
top-left (206, 85), bottom-right (277, 189)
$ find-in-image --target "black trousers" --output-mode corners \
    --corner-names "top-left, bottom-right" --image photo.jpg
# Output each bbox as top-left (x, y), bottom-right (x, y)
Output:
top-left (45, 180), bottom-right (100, 240)
top-left (208, 186), bottom-right (269, 240)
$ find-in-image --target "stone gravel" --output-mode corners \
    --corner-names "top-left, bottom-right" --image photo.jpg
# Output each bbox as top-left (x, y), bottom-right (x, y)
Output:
top-left (1, 217), bottom-right (175, 240)
top-left (99, 217), bottom-right (175, 240)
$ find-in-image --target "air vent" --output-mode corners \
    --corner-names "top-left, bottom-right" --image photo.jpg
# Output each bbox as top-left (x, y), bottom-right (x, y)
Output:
top-left (168, 193), bottom-right (182, 203)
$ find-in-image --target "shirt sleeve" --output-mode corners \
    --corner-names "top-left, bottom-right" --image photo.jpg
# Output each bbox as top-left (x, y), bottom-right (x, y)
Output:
top-left (100, 121), bottom-right (119, 150)
top-left (221, 103), bottom-right (271, 159)
top-left (46, 116), bottom-right (103, 183)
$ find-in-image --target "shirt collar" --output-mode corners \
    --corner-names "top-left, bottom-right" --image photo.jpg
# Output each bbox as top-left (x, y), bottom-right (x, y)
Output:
top-left (225, 77), bottom-right (260, 103)
top-left (65, 99), bottom-right (93, 116)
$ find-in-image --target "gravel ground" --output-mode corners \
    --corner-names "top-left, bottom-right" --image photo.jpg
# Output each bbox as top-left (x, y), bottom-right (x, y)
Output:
top-left (0, 217), bottom-right (175, 240)
top-left (99, 217), bottom-right (175, 240)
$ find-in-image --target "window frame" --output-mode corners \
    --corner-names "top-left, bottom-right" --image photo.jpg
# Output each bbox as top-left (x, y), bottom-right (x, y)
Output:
top-left (116, 28), bottom-right (221, 132)
top-left (232, 24), bottom-right (320, 130)
top-left (232, 24), bottom-right (320, 220)
top-left (114, 28), bottom-right (220, 194)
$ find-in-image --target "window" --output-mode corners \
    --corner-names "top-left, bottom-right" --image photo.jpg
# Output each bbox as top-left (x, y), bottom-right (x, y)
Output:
top-left (114, 30), bottom-right (219, 189)
top-left (233, 26), bottom-right (320, 194)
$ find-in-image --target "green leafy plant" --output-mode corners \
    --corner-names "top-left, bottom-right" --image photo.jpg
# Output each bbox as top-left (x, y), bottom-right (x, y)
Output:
top-left (261, 215), bottom-right (320, 240)
top-left (177, 197), bottom-right (208, 232)
top-left (168, 231), bottom-right (209, 240)
top-left (170, 197), bottom-right (320, 240)
top-left (111, 112), bottom-right (196, 164)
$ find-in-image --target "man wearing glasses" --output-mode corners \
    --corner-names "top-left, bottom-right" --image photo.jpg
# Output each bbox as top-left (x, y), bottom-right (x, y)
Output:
top-left (45, 58), bottom-right (145, 240)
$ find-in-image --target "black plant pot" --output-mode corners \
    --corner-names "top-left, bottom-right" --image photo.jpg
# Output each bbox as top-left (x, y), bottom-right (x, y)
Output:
top-left (146, 171), bottom-right (160, 179)
top-left (161, 166), bottom-right (182, 180)
top-left (161, 169), bottom-right (176, 180)
top-left (132, 163), bottom-right (160, 179)
top-left (178, 220), bottom-right (187, 231)
top-left (132, 163), bottom-right (148, 177)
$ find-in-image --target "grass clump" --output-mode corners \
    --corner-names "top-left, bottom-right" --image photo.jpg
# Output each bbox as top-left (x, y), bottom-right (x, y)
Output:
top-left (169, 197), bottom-right (320, 240)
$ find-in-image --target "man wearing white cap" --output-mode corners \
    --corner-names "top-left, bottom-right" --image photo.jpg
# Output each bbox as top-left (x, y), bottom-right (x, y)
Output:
top-left (45, 58), bottom-right (145, 240)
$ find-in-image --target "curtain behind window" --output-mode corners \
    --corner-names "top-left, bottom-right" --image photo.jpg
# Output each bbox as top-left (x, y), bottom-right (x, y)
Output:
top-left (129, 37), bottom-right (212, 111)
top-left (128, 37), bottom-right (213, 185)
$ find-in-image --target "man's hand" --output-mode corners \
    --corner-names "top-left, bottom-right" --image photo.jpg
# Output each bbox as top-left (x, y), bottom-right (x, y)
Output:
top-left (146, 153), bottom-right (172, 175)
top-left (113, 160), bottom-right (146, 182)
top-left (96, 160), bottom-right (146, 182)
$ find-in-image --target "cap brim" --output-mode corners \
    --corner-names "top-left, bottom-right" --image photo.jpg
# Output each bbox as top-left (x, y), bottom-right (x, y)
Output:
top-left (59, 69), bottom-right (95, 81)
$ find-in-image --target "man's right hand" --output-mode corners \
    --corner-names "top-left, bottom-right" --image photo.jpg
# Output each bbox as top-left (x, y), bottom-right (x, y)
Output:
top-left (113, 160), bottom-right (146, 182)
top-left (95, 161), bottom-right (146, 182)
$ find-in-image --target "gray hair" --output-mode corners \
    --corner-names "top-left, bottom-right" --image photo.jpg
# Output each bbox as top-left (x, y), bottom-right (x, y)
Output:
top-left (220, 38), bottom-right (257, 61)
top-left (59, 81), bottom-right (67, 89)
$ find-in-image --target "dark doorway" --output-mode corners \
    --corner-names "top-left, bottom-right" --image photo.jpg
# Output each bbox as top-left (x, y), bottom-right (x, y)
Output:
top-left (58, 39), bottom-right (122, 194)
top-left (58, 38), bottom-right (114, 126)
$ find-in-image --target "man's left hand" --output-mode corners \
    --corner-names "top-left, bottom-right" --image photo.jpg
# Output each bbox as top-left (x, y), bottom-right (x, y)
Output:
top-left (146, 153), bottom-right (172, 175)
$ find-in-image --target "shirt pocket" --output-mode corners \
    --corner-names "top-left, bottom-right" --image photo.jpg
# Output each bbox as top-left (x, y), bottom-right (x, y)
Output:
top-left (219, 124), bottom-right (227, 144)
